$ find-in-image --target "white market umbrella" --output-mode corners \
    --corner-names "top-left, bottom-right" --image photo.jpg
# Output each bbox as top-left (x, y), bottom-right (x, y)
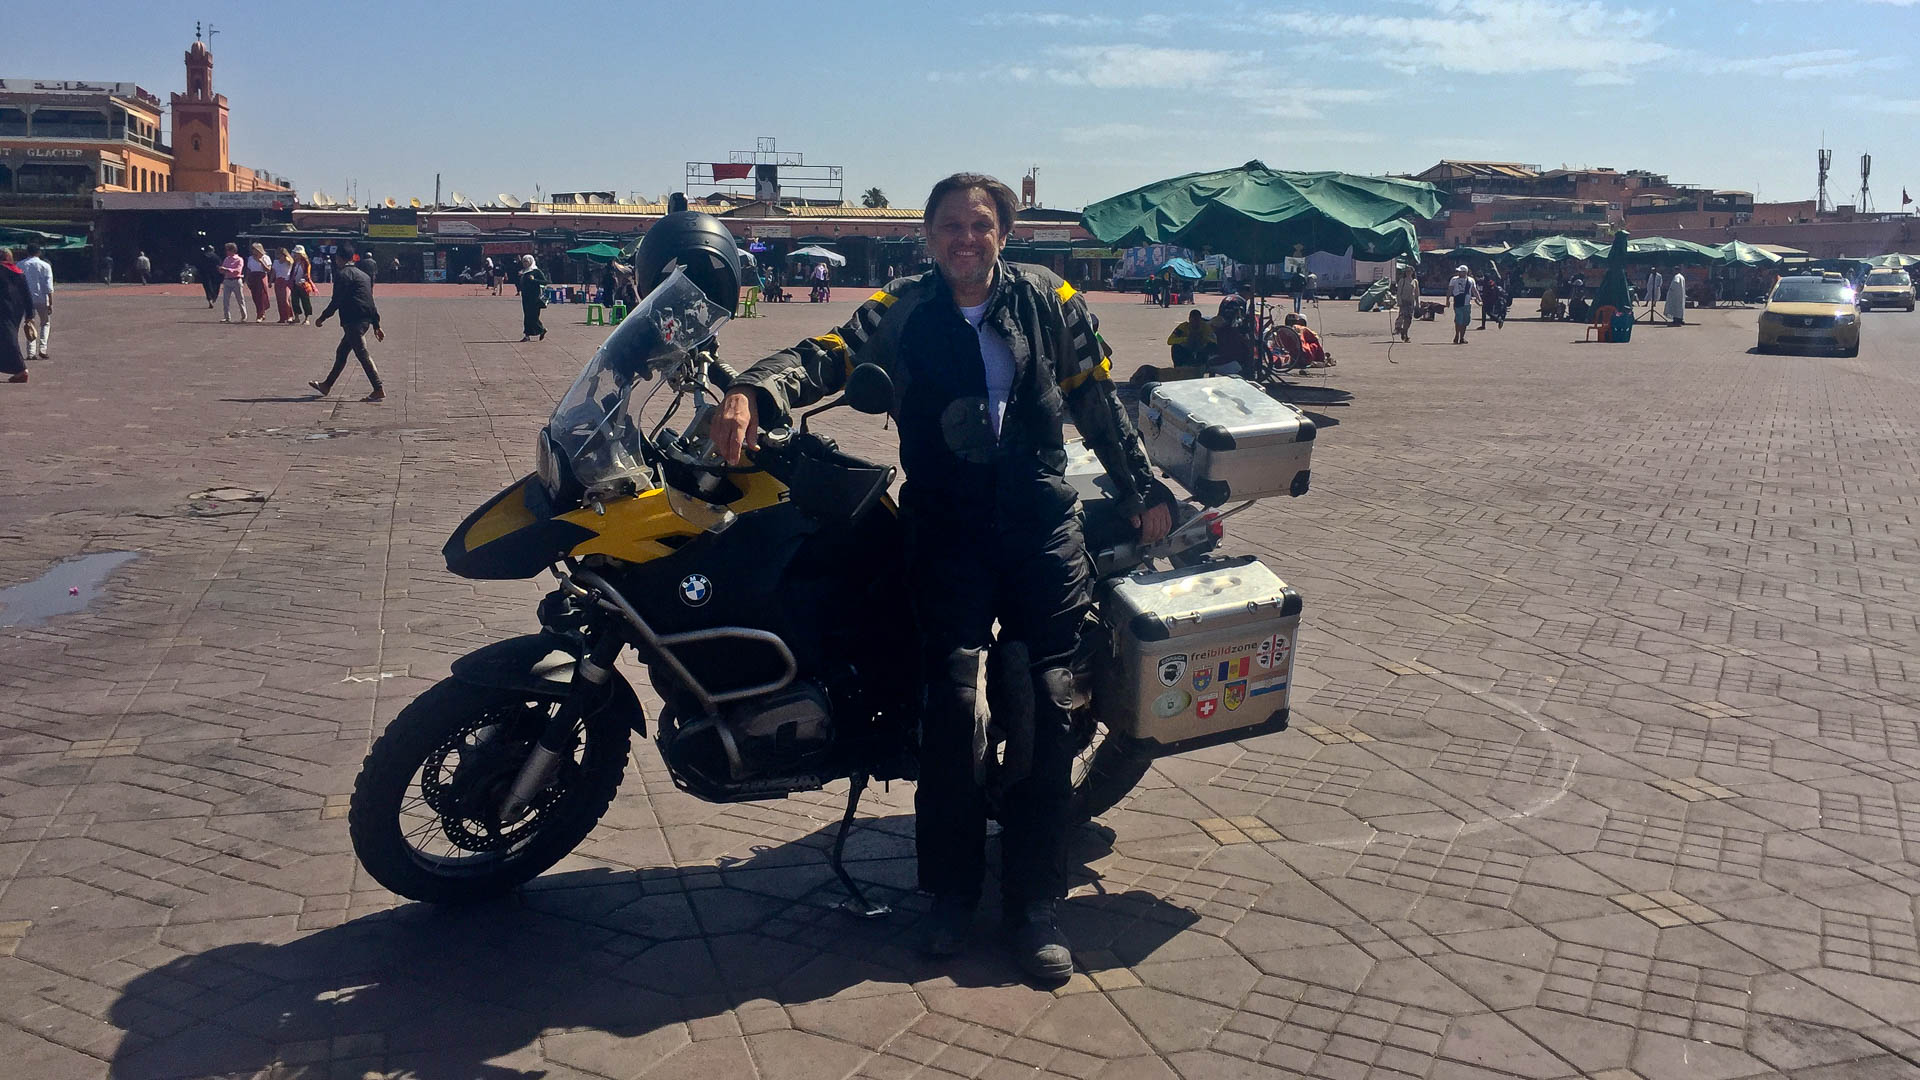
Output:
top-left (788, 245), bottom-right (847, 266)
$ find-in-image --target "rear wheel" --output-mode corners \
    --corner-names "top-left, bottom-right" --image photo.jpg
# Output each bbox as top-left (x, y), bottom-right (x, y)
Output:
top-left (349, 678), bottom-right (631, 904)
top-left (1068, 718), bottom-right (1155, 822)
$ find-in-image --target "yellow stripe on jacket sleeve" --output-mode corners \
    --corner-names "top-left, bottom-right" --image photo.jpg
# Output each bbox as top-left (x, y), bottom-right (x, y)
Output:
top-left (811, 332), bottom-right (853, 376)
top-left (1057, 355), bottom-right (1111, 392)
top-left (868, 290), bottom-right (898, 307)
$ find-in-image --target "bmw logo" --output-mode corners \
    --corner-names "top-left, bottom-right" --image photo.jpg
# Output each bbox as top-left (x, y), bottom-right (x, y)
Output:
top-left (678, 574), bottom-right (712, 606)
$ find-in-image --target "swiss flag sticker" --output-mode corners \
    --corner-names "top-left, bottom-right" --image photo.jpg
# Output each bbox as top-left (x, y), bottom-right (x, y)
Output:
top-left (1196, 696), bottom-right (1219, 719)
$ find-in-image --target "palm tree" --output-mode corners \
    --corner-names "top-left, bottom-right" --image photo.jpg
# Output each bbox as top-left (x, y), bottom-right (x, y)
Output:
top-left (861, 187), bottom-right (889, 209)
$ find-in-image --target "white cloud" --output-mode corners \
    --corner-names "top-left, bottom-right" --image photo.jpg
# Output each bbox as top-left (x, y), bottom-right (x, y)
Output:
top-left (1707, 48), bottom-right (1905, 79)
top-left (1257, 0), bottom-right (1673, 78)
top-left (1044, 44), bottom-right (1259, 89)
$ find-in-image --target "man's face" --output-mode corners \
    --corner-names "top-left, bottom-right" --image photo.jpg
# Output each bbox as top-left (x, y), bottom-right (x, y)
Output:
top-left (929, 188), bottom-right (1005, 289)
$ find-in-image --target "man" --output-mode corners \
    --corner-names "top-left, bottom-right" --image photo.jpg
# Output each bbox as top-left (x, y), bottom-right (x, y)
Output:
top-left (1393, 263), bottom-right (1419, 341)
top-left (1644, 269), bottom-right (1664, 315)
top-left (102, 253), bottom-right (113, 284)
top-left (1665, 270), bottom-right (1686, 326)
top-left (1478, 273), bottom-right (1505, 330)
top-left (308, 243), bottom-right (387, 402)
top-left (19, 244), bottom-right (53, 362)
top-left (135, 250), bottom-right (151, 285)
top-left (388, 255), bottom-right (402, 282)
top-left (712, 173), bottom-right (1172, 981)
top-left (1167, 308), bottom-right (1217, 370)
top-left (1448, 264), bottom-right (1479, 344)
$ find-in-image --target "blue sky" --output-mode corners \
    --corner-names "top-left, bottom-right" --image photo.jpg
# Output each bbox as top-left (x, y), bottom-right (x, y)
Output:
top-left (8, 0), bottom-right (1918, 210)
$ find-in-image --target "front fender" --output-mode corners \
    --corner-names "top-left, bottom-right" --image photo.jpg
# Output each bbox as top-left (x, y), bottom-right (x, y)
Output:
top-left (448, 632), bottom-right (646, 735)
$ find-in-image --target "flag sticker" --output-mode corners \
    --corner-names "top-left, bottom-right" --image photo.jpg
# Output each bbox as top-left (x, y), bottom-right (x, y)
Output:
top-left (1196, 695), bottom-right (1219, 719)
top-left (1216, 656), bottom-right (1251, 681)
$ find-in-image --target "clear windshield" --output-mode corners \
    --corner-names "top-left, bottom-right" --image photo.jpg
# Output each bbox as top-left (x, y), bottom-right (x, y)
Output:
top-left (1866, 270), bottom-right (1910, 287)
top-left (1771, 280), bottom-right (1852, 305)
top-left (545, 268), bottom-right (730, 491)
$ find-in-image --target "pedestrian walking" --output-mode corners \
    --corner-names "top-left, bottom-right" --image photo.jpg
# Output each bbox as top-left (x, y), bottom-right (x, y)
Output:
top-left (0, 249), bottom-right (31, 383)
top-left (515, 254), bottom-right (549, 341)
top-left (1393, 263), bottom-right (1420, 341)
top-left (289, 246), bottom-right (315, 324)
top-left (196, 246), bottom-right (221, 307)
top-left (244, 243), bottom-right (272, 322)
top-left (18, 244), bottom-right (54, 362)
top-left (1665, 271), bottom-right (1687, 325)
top-left (271, 247), bottom-right (296, 323)
top-left (218, 243), bottom-right (249, 322)
top-left (483, 255), bottom-right (500, 295)
top-left (102, 253), bottom-right (113, 284)
top-left (388, 256), bottom-right (402, 282)
top-left (1448, 264), bottom-right (1479, 345)
top-left (308, 244), bottom-right (386, 402)
top-left (135, 251), bottom-right (151, 285)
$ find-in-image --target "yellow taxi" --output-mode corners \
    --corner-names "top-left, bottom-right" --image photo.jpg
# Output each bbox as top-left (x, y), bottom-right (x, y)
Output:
top-left (1757, 274), bottom-right (1860, 356)
top-left (1858, 268), bottom-right (1916, 312)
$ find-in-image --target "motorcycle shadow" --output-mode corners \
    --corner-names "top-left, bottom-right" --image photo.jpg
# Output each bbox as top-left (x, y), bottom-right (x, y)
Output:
top-left (104, 816), bottom-right (1198, 1080)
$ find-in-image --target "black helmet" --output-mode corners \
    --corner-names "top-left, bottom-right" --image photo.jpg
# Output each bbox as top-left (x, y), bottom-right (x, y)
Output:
top-left (634, 211), bottom-right (741, 315)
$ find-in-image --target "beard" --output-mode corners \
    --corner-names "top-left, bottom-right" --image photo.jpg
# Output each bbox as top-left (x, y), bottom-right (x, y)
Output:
top-left (938, 253), bottom-right (995, 290)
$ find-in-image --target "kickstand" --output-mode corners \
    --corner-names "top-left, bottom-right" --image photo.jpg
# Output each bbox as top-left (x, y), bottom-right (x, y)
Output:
top-left (832, 772), bottom-right (891, 918)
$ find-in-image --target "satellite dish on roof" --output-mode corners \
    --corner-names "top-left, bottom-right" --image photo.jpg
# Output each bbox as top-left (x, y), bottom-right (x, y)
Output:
top-left (409, 197), bottom-right (422, 208)
top-left (498, 193), bottom-right (523, 209)
top-left (383, 196), bottom-right (397, 209)
top-left (312, 191), bottom-right (333, 207)
top-left (450, 191), bottom-right (475, 209)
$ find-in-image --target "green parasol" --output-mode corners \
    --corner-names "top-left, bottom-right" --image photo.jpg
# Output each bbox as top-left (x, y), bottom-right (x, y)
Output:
top-left (1867, 253), bottom-right (1920, 269)
top-left (1501, 235), bottom-right (1612, 263)
top-left (1080, 160), bottom-right (1442, 262)
top-left (1716, 240), bottom-right (1784, 266)
top-left (1624, 236), bottom-right (1721, 266)
top-left (1593, 230), bottom-right (1632, 313)
top-left (565, 243), bottom-right (623, 261)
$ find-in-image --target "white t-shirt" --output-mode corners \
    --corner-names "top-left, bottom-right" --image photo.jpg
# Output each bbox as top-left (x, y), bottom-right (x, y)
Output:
top-left (959, 301), bottom-right (1015, 439)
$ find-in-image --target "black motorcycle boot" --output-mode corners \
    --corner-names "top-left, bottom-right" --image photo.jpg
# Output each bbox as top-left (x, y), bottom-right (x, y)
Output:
top-left (1004, 901), bottom-right (1074, 983)
top-left (920, 894), bottom-right (977, 957)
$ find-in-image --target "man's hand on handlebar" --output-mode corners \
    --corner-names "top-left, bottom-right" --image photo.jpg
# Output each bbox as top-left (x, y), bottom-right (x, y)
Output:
top-left (714, 389), bottom-right (759, 465)
top-left (1133, 502), bottom-right (1173, 544)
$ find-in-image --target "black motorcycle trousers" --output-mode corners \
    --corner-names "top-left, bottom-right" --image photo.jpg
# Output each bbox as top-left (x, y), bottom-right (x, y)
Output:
top-left (907, 507), bottom-right (1091, 910)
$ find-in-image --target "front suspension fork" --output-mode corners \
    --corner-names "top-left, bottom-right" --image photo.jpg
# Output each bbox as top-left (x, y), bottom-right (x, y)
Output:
top-left (499, 625), bottom-right (622, 822)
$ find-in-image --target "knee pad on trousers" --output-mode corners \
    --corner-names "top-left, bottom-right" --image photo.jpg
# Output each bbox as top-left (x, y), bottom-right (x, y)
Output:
top-left (926, 647), bottom-right (987, 772)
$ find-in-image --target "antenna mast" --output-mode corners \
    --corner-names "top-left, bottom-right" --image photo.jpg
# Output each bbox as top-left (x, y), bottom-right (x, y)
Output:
top-left (1816, 143), bottom-right (1832, 215)
top-left (1859, 153), bottom-right (1873, 213)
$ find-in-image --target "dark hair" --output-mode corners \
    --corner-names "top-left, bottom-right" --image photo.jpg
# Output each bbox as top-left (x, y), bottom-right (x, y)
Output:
top-left (224, 242), bottom-right (237, 253)
top-left (924, 172), bottom-right (1018, 234)
top-left (336, 240), bottom-right (357, 258)
top-left (24, 244), bottom-right (40, 256)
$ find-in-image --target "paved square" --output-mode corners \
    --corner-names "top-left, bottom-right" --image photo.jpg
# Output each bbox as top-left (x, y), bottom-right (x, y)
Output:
top-left (1, 283), bottom-right (1917, 1079)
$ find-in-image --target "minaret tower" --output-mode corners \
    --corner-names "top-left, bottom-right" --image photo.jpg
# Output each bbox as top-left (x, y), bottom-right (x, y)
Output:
top-left (170, 25), bottom-right (232, 190)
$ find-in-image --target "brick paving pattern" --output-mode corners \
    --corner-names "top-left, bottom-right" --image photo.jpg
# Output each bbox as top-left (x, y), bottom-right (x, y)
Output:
top-left (1, 283), bottom-right (1917, 1078)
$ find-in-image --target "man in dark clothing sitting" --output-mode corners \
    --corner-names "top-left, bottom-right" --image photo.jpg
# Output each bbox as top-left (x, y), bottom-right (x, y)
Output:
top-left (308, 242), bottom-right (387, 402)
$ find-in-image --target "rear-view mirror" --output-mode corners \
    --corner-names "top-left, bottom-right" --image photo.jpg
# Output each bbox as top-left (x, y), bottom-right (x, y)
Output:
top-left (844, 364), bottom-right (894, 415)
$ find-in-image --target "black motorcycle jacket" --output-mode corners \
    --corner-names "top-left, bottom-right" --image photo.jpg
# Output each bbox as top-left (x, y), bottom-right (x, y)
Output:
top-left (731, 261), bottom-right (1169, 526)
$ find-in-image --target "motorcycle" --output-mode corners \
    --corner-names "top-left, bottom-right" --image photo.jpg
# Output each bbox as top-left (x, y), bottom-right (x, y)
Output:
top-left (348, 269), bottom-right (1299, 911)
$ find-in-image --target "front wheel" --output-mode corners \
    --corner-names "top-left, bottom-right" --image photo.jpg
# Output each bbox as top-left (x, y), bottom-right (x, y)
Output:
top-left (348, 678), bottom-right (632, 904)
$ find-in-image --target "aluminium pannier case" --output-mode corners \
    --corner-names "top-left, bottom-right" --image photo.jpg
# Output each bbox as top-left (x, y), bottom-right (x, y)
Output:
top-left (1137, 376), bottom-right (1315, 505)
top-left (1096, 554), bottom-right (1301, 751)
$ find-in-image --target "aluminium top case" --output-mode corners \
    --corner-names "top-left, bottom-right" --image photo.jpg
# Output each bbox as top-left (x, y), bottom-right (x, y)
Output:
top-left (1137, 376), bottom-right (1315, 506)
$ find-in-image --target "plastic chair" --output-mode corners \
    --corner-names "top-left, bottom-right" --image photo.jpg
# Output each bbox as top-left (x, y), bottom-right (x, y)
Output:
top-left (739, 286), bottom-right (761, 318)
top-left (610, 303), bottom-right (628, 325)
top-left (1586, 305), bottom-right (1618, 342)
top-left (585, 304), bottom-right (606, 326)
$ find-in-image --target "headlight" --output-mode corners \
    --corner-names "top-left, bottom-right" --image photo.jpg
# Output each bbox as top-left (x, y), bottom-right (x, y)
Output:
top-left (535, 432), bottom-right (563, 496)
top-left (1835, 313), bottom-right (1858, 324)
